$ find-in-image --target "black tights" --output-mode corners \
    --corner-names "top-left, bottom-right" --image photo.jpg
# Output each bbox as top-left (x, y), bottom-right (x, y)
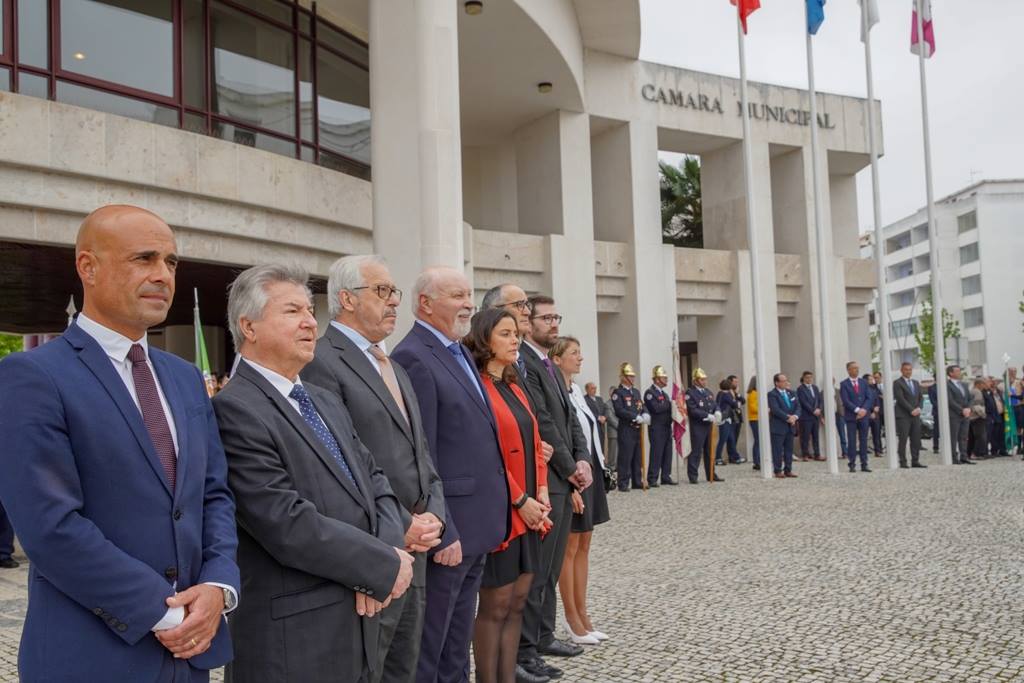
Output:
top-left (472, 572), bottom-right (533, 683)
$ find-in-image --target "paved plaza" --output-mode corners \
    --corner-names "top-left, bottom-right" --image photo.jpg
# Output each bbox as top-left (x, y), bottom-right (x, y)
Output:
top-left (0, 454), bottom-right (1021, 682)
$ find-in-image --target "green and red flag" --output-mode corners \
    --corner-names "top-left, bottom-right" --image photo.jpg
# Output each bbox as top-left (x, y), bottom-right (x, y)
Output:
top-left (194, 288), bottom-right (215, 397)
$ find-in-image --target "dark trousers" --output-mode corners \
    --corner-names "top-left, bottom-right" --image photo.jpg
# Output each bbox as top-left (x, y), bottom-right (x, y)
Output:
top-left (417, 553), bottom-right (485, 683)
top-left (616, 425), bottom-right (641, 490)
top-left (714, 422), bottom-right (740, 463)
top-left (749, 421), bottom-right (760, 466)
top-left (835, 414), bottom-right (848, 456)
top-left (948, 415), bottom-right (970, 463)
top-left (770, 429), bottom-right (794, 474)
top-left (932, 410), bottom-right (940, 452)
top-left (647, 423), bottom-right (673, 483)
top-left (845, 419), bottom-right (870, 468)
top-left (0, 502), bottom-right (13, 559)
top-left (869, 417), bottom-right (883, 454)
top-left (990, 418), bottom-right (1006, 455)
top-left (895, 417), bottom-right (922, 466)
top-left (969, 418), bottom-right (988, 458)
top-left (519, 490), bottom-right (572, 661)
top-left (376, 582), bottom-right (425, 683)
top-left (798, 419), bottom-right (820, 457)
top-left (687, 424), bottom-right (712, 482)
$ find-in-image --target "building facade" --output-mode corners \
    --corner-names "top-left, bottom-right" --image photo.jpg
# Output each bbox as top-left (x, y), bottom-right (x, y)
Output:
top-left (867, 179), bottom-right (1024, 378)
top-left (0, 0), bottom-right (878, 391)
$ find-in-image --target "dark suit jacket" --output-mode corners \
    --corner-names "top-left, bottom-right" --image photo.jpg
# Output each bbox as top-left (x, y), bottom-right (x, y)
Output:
top-left (893, 376), bottom-right (924, 420)
top-left (840, 377), bottom-right (872, 421)
top-left (584, 394), bottom-right (608, 447)
top-left (519, 343), bottom-right (588, 495)
top-left (768, 388), bottom-right (800, 436)
top-left (0, 323), bottom-right (239, 682)
top-left (302, 325), bottom-right (445, 586)
top-left (214, 360), bottom-right (405, 683)
top-left (796, 383), bottom-right (823, 421)
top-left (947, 378), bottom-right (970, 416)
top-left (391, 322), bottom-right (510, 556)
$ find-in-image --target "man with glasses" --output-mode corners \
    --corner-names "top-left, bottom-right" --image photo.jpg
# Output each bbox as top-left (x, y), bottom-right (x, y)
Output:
top-left (516, 294), bottom-right (594, 681)
top-left (302, 255), bottom-right (447, 683)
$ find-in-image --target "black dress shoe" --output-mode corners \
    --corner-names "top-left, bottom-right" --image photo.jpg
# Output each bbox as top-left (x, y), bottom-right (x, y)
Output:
top-left (661, 479), bottom-right (679, 485)
top-left (538, 639), bottom-right (584, 658)
top-left (912, 462), bottom-right (927, 468)
top-left (515, 663), bottom-right (551, 683)
top-left (715, 460), bottom-right (725, 467)
top-left (530, 658), bottom-right (563, 679)
top-left (648, 481), bottom-right (660, 488)
top-left (617, 486), bottom-right (630, 492)
top-left (689, 478), bottom-right (699, 484)
top-left (752, 464), bottom-right (761, 471)
top-left (711, 474), bottom-right (724, 482)
top-left (899, 463), bottom-right (909, 469)
top-left (962, 460), bottom-right (975, 465)
top-left (848, 466), bottom-right (857, 473)
top-left (0, 558), bottom-right (19, 569)
top-left (731, 458), bottom-right (748, 464)
top-left (860, 467), bottom-right (872, 473)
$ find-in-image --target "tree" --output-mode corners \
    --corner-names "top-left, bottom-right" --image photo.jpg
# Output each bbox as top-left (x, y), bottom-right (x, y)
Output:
top-left (660, 156), bottom-right (702, 248)
top-left (869, 330), bottom-right (881, 374)
top-left (913, 290), bottom-right (961, 375)
top-left (0, 334), bottom-right (22, 360)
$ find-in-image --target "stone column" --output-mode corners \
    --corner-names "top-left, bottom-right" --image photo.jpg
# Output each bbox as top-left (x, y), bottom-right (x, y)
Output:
top-left (370, 0), bottom-right (465, 308)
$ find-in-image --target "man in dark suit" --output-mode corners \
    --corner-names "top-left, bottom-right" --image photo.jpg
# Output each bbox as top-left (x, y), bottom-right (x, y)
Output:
top-left (214, 263), bottom-right (414, 683)
top-left (0, 205), bottom-right (239, 682)
top-left (945, 364), bottom-right (974, 465)
top-left (865, 374), bottom-right (883, 457)
top-left (767, 373), bottom-right (800, 478)
top-left (390, 266), bottom-right (510, 683)
top-left (840, 361), bottom-right (873, 473)
top-left (611, 363), bottom-right (647, 491)
top-left (685, 368), bottom-right (723, 484)
top-left (893, 362), bottom-right (926, 469)
top-left (928, 381), bottom-right (940, 453)
top-left (516, 294), bottom-right (594, 679)
top-left (302, 255), bottom-right (446, 683)
top-left (796, 371), bottom-right (824, 461)
top-left (584, 382), bottom-right (609, 458)
top-left (645, 366), bottom-right (676, 486)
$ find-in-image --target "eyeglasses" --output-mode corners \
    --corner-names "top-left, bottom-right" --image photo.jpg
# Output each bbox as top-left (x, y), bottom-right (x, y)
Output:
top-left (352, 285), bottom-right (402, 303)
top-left (505, 299), bottom-right (532, 312)
top-left (530, 313), bottom-right (563, 325)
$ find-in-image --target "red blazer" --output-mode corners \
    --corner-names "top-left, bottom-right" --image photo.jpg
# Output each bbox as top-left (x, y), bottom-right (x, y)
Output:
top-left (481, 375), bottom-right (548, 550)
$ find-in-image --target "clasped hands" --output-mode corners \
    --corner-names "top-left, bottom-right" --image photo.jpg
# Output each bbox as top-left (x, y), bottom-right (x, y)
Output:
top-left (155, 584), bottom-right (225, 660)
top-left (356, 546), bottom-right (415, 618)
top-left (519, 488), bottom-right (553, 533)
top-left (568, 460), bottom-right (592, 491)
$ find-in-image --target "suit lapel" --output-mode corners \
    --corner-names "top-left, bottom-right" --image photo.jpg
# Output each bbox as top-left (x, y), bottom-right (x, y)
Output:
top-left (327, 327), bottom-right (415, 446)
top-left (150, 352), bottom-right (190, 501)
top-left (67, 326), bottom-right (174, 499)
top-left (414, 325), bottom-right (492, 422)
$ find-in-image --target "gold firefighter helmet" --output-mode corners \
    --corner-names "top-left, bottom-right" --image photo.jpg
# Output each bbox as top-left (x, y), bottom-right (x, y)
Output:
top-left (652, 365), bottom-right (668, 379)
top-left (692, 367), bottom-right (708, 380)
top-left (619, 362), bottom-right (636, 377)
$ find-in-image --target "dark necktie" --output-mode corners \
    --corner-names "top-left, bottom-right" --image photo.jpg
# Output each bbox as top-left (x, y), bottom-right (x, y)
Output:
top-left (447, 343), bottom-right (484, 399)
top-left (289, 384), bottom-right (358, 488)
top-left (543, 357), bottom-right (558, 382)
top-left (853, 380), bottom-right (860, 395)
top-left (516, 356), bottom-right (527, 377)
top-left (128, 344), bottom-right (176, 492)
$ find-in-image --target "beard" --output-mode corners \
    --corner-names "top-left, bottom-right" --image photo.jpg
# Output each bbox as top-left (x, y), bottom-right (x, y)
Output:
top-left (453, 317), bottom-right (472, 340)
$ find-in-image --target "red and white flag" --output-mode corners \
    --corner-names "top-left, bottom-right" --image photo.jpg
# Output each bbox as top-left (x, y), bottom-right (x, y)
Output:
top-left (730, 0), bottom-right (761, 34)
top-left (910, 0), bottom-right (936, 58)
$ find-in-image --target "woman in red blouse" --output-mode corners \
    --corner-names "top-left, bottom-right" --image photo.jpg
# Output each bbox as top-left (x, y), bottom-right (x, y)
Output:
top-left (464, 308), bottom-right (551, 683)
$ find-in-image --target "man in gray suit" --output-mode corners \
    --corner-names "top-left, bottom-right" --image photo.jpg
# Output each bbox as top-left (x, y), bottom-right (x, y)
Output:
top-left (893, 362), bottom-right (926, 469)
top-left (945, 364), bottom-right (974, 465)
top-left (302, 255), bottom-right (446, 683)
top-left (213, 264), bottom-right (415, 683)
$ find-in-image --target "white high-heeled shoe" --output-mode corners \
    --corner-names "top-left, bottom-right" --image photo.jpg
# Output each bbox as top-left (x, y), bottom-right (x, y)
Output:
top-left (588, 630), bottom-right (609, 641)
top-left (566, 630), bottom-right (600, 645)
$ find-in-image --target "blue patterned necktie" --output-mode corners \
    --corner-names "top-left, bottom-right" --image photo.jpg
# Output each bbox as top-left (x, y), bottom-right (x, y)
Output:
top-left (289, 384), bottom-right (358, 489)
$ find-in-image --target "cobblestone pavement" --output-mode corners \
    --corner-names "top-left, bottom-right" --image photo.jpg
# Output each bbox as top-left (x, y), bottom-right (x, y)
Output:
top-left (1, 454), bottom-right (1022, 682)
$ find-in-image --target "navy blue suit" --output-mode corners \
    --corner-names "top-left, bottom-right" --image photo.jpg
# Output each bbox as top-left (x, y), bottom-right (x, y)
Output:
top-left (391, 322), bottom-right (510, 683)
top-left (644, 384), bottom-right (674, 484)
top-left (768, 388), bottom-right (800, 474)
top-left (612, 384), bottom-right (644, 490)
top-left (865, 382), bottom-right (883, 455)
top-left (0, 323), bottom-right (239, 682)
top-left (840, 376), bottom-right (872, 469)
top-left (796, 383), bottom-right (823, 458)
top-left (685, 386), bottom-right (717, 482)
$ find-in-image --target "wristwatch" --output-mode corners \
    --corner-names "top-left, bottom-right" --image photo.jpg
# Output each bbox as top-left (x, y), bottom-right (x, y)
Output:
top-left (222, 587), bottom-right (237, 612)
top-left (512, 493), bottom-right (529, 510)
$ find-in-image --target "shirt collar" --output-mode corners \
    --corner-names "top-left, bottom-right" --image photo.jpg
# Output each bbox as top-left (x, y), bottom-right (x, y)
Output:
top-left (330, 320), bottom-right (385, 355)
top-left (523, 340), bottom-right (548, 361)
top-left (416, 319), bottom-right (458, 348)
top-left (76, 312), bottom-right (148, 364)
top-left (241, 357), bottom-right (302, 400)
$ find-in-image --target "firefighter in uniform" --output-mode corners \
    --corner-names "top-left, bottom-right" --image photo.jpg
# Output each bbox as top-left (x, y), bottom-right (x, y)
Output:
top-left (611, 363), bottom-right (649, 492)
top-left (685, 368), bottom-right (724, 484)
top-left (644, 366), bottom-right (676, 486)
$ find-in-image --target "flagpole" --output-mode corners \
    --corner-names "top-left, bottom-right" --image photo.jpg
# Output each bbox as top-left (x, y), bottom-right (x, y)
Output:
top-left (804, 4), bottom-right (839, 475)
top-left (736, 11), bottom-right (773, 481)
top-left (863, 1), bottom-right (898, 470)
top-left (915, 0), bottom-right (952, 466)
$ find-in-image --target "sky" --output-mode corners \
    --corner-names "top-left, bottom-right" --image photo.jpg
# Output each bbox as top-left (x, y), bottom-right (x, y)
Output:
top-left (639, 0), bottom-right (1024, 232)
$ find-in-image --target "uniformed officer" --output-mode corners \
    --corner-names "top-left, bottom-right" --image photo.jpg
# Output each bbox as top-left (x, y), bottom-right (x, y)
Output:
top-left (685, 368), bottom-right (723, 484)
top-left (644, 366), bottom-right (676, 487)
top-left (611, 363), bottom-right (649, 492)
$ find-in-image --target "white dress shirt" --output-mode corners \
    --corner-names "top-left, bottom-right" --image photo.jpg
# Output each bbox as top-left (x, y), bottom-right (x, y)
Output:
top-left (75, 314), bottom-right (237, 631)
top-left (330, 320), bottom-right (384, 376)
top-left (568, 382), bottom-right (606, 469)
top-left (241, 357), bottom-right (332, 429)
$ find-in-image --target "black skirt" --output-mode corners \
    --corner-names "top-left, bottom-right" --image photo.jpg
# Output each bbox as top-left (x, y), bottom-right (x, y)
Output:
top-left (482, 530), bottom-right (541, 588)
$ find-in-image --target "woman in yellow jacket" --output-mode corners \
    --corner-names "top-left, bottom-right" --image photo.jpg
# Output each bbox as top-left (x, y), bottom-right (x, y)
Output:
top-left (746, 376), bottom-right (761, 471)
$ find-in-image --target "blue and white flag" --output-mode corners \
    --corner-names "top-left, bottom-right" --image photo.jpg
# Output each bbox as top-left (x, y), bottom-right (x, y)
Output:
top-left (807, 0), bottom-right (826, 34)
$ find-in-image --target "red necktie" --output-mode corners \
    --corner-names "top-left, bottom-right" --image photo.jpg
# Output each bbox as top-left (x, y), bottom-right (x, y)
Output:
top-left (128, 344), bottom-right (177, 492)
top-left (853, 381), bottom-right (859, 395)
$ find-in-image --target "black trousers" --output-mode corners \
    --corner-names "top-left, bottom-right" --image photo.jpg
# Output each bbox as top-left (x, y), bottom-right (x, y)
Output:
top-left (616, 425), bottom-right (642, 490)
top-left (687, 424), bottom-right (712, 482)
top-left (374, 582), bottom-right (425, 683)
top-left (0, 502), bottom-right (13, 559)
top-left (798, 419), bottom-right (820, 457)
top-left (895, 416), bottom-right (922, 466)
top-left (519, 489), bottom-right (572, 660)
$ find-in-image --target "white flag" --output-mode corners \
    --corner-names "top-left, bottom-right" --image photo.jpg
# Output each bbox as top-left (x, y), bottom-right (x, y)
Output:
top-left (859, 0), bottom-right (880, 42)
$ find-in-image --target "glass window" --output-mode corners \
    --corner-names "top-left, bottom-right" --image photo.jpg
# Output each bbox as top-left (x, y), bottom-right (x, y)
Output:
top-left (183, 112), bottom-right (208, 136)
top-left (18, 71), bottom-right (49, 99)
top-left (961, 275), bottom-right (981, 297)
top-left (0, 68), bottom-right (9, 92)
top-left (318, 24), bottom-right (367, 66)
top-left (211, 2), bottom-right (295, 137)
top-left (963, 308), bottom-right (984, 328)
top-left (18, 0), bottom-right (49, 68)
top-left (61, 0), bottom-right (173, 96)
top-left (957, 211), bottom-right (977, 234)
top-left (56, 80), bottom-right (178, 127)
top-left (959, 242), bottom-right (979, 265)
top-left (183, 0), bottom-right (204, 108)
top-left (316, 47), bottom-right (369, 165)
top-left (213, 120), bottom-right (295, 157)
top-left (889, 290), bottom-right (914, 309)
top-left (299, 38), bottom-right (313, 141)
